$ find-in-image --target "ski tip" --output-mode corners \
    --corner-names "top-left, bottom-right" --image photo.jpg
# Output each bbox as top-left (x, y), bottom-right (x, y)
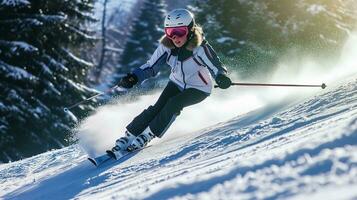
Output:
top-left (88, 158), bottom-right (98, 167)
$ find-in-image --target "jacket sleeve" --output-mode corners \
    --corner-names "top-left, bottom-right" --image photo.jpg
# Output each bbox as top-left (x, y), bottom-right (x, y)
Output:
top-left (132, 44), bottom-right (169, 83)
top-left (196, 41), bottom-right (227, 79)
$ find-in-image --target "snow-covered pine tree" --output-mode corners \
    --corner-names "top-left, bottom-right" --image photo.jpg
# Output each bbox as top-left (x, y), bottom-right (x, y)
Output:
top-left (194, 0), bottom-right (357, 73)
top-left (193, 0), bottom-right (277, 74)
top-left (112, 0), bottom-right (166, 88)
top-left (193, 0), bottom-right (251, 55)
top-left (265, 0), bottom-right (357, 52)
top-left (0, 0), bottom-right (97, 162)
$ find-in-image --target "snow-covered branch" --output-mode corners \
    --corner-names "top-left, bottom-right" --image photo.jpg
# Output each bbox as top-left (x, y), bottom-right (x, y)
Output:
top-left (0, 0), bottom-right (30, 7)
top-left (0, 60), bottom-right (38, 82)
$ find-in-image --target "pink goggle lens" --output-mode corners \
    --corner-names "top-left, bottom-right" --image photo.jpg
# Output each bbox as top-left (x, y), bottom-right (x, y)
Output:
top-left (165, 26), bottom-right (189, 38)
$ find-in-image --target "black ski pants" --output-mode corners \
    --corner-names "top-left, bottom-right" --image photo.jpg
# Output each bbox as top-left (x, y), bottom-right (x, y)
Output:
top-left (126, 81), bottom-right (209, 138)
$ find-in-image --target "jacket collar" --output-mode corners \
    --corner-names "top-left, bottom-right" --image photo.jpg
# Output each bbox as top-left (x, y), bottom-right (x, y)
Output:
top-left (160, 26), bottom-right (204, 51)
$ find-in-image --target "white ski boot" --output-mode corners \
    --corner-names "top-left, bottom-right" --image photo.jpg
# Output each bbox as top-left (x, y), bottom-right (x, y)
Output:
top-left (112, 130), bottom-right (136, 152)
top-left (128, 127), bottom-right (155, 151)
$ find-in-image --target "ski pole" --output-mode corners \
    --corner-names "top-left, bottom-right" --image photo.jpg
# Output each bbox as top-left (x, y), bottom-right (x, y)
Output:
top-left (63, 85), bottom-right (121, 113)
top-left (215, 82), bottom-right (326, 89)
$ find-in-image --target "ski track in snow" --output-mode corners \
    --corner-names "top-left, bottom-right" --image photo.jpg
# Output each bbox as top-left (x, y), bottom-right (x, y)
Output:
top-left (0, 76), bottom-right (357, 200)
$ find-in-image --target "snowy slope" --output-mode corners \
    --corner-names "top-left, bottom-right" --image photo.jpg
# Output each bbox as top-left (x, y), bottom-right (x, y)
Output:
top-left (0, 71), bottom-right (356, 199)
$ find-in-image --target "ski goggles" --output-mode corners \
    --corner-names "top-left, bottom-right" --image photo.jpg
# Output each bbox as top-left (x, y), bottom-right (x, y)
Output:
top-left (164, 26), bottom-right (189, 39)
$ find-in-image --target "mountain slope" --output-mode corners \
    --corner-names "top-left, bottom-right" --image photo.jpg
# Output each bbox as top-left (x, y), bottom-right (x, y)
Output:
top-left (0, 75), bottom-right (356, 200)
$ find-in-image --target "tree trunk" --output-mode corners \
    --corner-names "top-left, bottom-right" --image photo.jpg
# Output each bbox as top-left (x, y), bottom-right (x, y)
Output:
top-left (96, 0), bottom-right (108, 83)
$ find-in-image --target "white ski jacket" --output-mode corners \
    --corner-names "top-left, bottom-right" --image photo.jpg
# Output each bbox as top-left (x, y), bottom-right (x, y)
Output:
top-left (133, 29), bottom-right (227, 94)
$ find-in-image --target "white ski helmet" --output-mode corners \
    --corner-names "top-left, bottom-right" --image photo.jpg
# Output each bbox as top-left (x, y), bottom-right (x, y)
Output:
top-left (164, 9), bottom-right (195, 28)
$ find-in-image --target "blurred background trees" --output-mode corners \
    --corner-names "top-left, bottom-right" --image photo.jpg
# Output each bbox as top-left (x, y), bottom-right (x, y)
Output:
top-left (193, 0), bottom-right (357, 75)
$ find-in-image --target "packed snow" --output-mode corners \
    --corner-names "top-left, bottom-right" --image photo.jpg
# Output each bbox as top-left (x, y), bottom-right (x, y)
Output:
top-left (1, 35), bottom-right (357, 200)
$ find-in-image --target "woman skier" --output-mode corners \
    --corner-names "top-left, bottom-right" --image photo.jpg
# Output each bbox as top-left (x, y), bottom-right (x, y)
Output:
top-left (112, 8), bottom-right (232, 152)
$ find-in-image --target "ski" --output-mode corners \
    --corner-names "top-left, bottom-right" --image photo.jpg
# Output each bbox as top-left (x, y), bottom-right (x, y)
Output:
top-left (106, 149), bottom-right (129, 160)
top-left (88, 146), bottom-right (151, 167)
top-left (106, 145), bottom-right (151, 160)
top-left (88, 153), bottom-right (112, 167)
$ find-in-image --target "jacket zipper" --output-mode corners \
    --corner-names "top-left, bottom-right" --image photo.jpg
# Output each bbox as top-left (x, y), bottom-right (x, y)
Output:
top-left (181, 61), bottom-right (186, 89)
top-left (178, 48), bottom-right (186, 89)
top-left (198, 71), bottom-right (208, 85)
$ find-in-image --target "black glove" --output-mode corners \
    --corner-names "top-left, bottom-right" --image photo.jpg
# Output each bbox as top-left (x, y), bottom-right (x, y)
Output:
top-left (119, 73), bottom-right (138, 88)
top-left (215, 73), bottom-right (232, 89)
